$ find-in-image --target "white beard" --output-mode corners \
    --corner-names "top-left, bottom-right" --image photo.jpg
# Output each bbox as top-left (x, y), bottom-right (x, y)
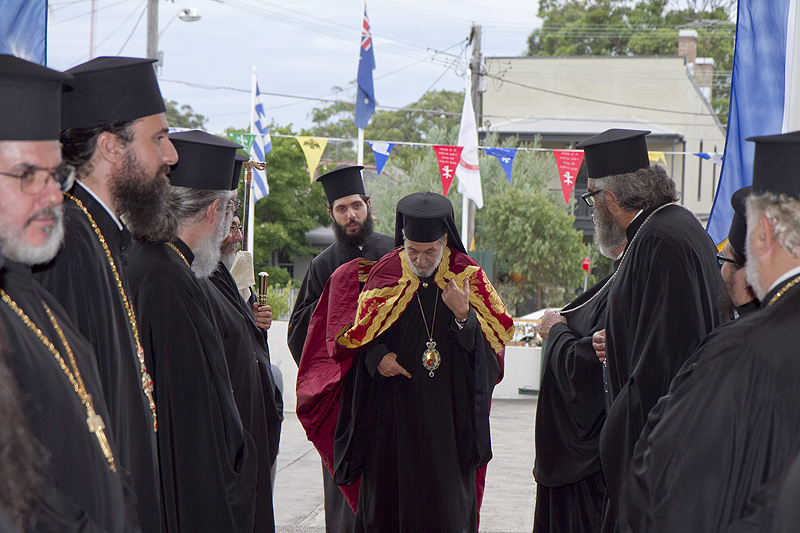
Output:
top-left (1, 206), bottom-right (65, 266)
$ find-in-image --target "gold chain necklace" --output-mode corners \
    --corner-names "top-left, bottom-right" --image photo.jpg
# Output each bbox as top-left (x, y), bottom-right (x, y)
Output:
top-left (166, 242), bottom-right (190, 267)
top-left (416, 289), bottom-right (440, 377)
top-left (767, 274), bottom-right (800, 307)
top-left (65, 193), bottom-right (157, 432)
top-left (1, 289), bottom-right (116, 472)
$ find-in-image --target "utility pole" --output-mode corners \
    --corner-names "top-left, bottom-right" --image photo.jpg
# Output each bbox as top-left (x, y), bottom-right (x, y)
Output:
top-left (146, 0), bottom-right (159, 67)
top-left (465, 23), bottom-right (482, 251)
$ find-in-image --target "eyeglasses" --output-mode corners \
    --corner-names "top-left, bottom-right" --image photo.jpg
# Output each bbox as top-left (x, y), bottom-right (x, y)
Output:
top-left (0, 163), bottom-right (76, 195)
top-left (227, 198), bottom-right (242, 212)
top-left (230, 224), bottom-right (243, 233)
top-left (581, 189), bottom-right (604, 207)
top-left (716, 250), bottom-right (738, 267)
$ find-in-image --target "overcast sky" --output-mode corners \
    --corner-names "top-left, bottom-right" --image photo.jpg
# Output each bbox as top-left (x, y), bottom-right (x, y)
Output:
top-left (46, 0), bottom-right (542, 134)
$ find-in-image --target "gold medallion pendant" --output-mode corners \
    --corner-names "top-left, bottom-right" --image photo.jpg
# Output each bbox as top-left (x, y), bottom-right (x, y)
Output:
top-left (422, 340), bottom-right (441, 377)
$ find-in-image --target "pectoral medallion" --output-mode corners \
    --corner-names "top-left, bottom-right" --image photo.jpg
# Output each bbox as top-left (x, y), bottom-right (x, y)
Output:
top-left (422, 340), bottom-right (440, 377)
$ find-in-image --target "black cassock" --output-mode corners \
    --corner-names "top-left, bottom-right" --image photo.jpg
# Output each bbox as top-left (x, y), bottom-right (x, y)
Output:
top-left (33, 183), bottom-right (161, 532)
top-left (600, 203), bottom-right (726, 525)
top-left (287, 232), bottom-right (394, 365)
top-left (127, 240), bottom-right (257, 532)
top-left (619, 280), bottom-right (800, 532)
top-left (335, 281), bottom-right (500, 533)
top-left (533, 274), bottom-right (610, 533)
top-left (204, 263), bottom-right (284, 533)
top-left (0, 261), bottom-right (131, 531)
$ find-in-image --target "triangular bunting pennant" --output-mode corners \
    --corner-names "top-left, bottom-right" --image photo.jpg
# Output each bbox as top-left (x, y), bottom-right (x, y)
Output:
top-left (432, 145), bottom-right (464, 197)
top-left (367, 141), bottom-right (394, 175)
top-left (648, 151), bottom-right (667, 166)
top-left (553, 150), bottom-right (585, 205)
top-left (483, 147), bottom-right (517, 183)
top-left (296, 136), bottom-right (328, 181)
top-left (694, 152), bottom-right (724, 166)
top-left (228, 132), bottom-right (256, 153)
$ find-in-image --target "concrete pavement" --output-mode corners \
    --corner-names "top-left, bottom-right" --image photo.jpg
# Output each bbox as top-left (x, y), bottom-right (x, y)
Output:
top-left (268, 320), bottom-right (538, 532)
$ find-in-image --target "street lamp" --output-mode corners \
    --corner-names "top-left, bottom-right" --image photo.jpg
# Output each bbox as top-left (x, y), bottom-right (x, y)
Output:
top-left (147, 3), bottom-right (202, 73)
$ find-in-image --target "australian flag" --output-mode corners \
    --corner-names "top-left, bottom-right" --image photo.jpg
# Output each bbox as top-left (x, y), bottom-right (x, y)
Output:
top-left (355, 6), bottom-right (375, 129)
top-left (251, 82), bottom-right (272, 201)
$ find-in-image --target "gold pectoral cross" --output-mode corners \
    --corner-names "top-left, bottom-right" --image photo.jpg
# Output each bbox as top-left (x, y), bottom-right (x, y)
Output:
top-left (86, 399), bottom-right (116, 472)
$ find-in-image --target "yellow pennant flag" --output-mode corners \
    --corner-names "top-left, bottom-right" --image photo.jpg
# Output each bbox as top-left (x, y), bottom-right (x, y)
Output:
top-left (296, 136), bottom-right (328, 181)
top-left (648, 151), bottom-right (667, 166)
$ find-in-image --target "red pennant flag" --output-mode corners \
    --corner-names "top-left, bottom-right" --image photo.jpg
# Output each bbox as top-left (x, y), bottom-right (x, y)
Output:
top-left (582, 257), bottom-right (591, 274)
top-left (553, 150), bottom-right (585, 205)
top-left (433, 145), bottom-right (464, 197)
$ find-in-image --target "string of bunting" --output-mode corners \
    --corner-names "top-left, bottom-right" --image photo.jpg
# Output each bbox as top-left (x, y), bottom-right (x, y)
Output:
top-left (265, 133), bottom-right (722, 205)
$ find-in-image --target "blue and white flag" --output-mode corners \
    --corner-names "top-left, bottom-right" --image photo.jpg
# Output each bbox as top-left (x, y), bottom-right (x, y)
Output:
top-left (250, 82), bottom-right (272, 201)
top-left (0, 0), bottom-right (47, 64)
top-left (366, 141), bottom-right (393, 175)
top-left (355, 5), bottom-right (375, 129)
top-left (484, 147), bottom-right (518, 183)
top-left (707, 0), bottom-right (797, 246)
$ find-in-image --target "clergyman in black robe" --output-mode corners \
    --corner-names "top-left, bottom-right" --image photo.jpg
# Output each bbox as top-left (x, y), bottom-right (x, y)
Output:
top-left (286, 166), bottom-right (393, 532)
top-left (35, 58), bottom-right (180, 532)
top-left (533, 246), bottom-right (624, 533)
top-left (576, 129), bottom-right (727, 529)
top-left (0, 55), bottom-right (134, 532)
top-left (126, 130), bottom-right (257, 531)
top-left (619, 131), bottom-right (800, 532)
top-left (334, 192), bottom-right (514, 532)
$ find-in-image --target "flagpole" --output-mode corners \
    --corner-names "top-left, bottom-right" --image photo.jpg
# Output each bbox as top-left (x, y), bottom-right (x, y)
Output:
top-left (357, 128), bottom-right (365, 165)
top-left (246, 66), bottom-right (257, 253)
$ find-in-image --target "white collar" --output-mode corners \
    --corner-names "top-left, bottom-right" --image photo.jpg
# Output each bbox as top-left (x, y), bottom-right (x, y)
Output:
top-left (77, 180), bottom-right (124, 231)
top-left (766, 264), bottom-right (800, 296)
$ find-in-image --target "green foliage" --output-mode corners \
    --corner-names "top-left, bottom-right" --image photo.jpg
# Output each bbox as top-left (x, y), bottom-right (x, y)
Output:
top-left (526, 0), bottom-right (735, 121)
top-left (163, 99), bottom-right (207, 129)
top-left (265, 282), bottom-right (293, 319)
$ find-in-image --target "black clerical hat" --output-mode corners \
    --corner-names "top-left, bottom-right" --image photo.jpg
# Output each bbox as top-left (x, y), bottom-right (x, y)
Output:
top-left (728, 186), bottom-right (751, 260)
top-left (168, 130), bottom-right (242, 191)
top-left (576, 129), bottom-right (651, 179)
top-left (748, 131), bottom-right (800, 199)
top-left (0, 55), bottom-right (72, 141)
top-left (317, 166), bottom-right (366, 205)
top-left (232, 153), bottom-right (248, 191)
top-left (62, 57), bottom-right (166, 130)
top-left (394, 192), bottom-right (466, 253)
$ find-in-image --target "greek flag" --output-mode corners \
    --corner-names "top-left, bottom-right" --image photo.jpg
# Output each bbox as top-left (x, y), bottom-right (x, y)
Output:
top-left (250, 83), bottom-right (272, 201)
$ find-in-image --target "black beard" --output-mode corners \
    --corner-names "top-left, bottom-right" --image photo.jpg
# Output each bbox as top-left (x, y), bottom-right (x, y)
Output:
top-left (332, 210), bottom-right (374, 248)
top-left (112, 150), bottom-right (176, 244)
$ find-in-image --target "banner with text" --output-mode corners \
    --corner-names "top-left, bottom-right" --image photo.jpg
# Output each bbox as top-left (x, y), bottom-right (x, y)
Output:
top-left (484, 147), bottom-right (517, 183)
top-left (553, 150), bottom-right (585, 205)
top-left (432, 145), bottom-right (463, 197)
top-left (367, 141), bottom-right (394, 175)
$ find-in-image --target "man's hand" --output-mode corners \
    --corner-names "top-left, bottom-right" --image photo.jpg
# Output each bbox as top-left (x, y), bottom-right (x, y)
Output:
top-left (537, 311), bottom-right (566, 340)
top-left (592, 329), bottom-right (606, 363)
top-left (377, 352), bottom-right (411, 378)
top-left (442, 277), bottom-right (470, 321)
top-left (253, 301), bottom-right (273, 331)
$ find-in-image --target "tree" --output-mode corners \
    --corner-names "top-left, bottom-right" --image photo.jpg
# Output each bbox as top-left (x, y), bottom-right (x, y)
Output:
top-left (164, 99), bottom-right (207, 129)
top-left (526, 0), bottom-right (735, 121)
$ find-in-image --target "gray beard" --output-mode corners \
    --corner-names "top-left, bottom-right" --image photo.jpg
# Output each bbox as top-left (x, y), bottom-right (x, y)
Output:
top-left (744, 235), bottom-right (766, 301)
top-left (409, 244), bottom-right (445, 279)
top-left (2, 206), bottom-right (65, 266)
top-left (221, 249), bottom-right (236, 270)
top-left (593, 202), bottom-right (627, 259)
top-left (191, 211), bottom-right (232, 279)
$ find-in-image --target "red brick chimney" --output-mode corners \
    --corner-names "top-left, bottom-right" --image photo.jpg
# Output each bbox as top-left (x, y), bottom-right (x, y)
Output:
top-left (678, 29), bottom-right (698, 65)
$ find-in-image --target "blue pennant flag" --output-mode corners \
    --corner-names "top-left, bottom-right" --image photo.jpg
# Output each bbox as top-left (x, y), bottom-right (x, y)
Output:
top-left (484, 147), bottom-right (518, 183)
top-left (706, 0), bottom-right (794, 246)
top-left (366, 141), bottom-right (393, 175)
top-left (355, 6), bottom-right (375, 129)
top-left (0, 0), bottom-right (47, 64)
top-left (250, 82), bottom-right (272, 201)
